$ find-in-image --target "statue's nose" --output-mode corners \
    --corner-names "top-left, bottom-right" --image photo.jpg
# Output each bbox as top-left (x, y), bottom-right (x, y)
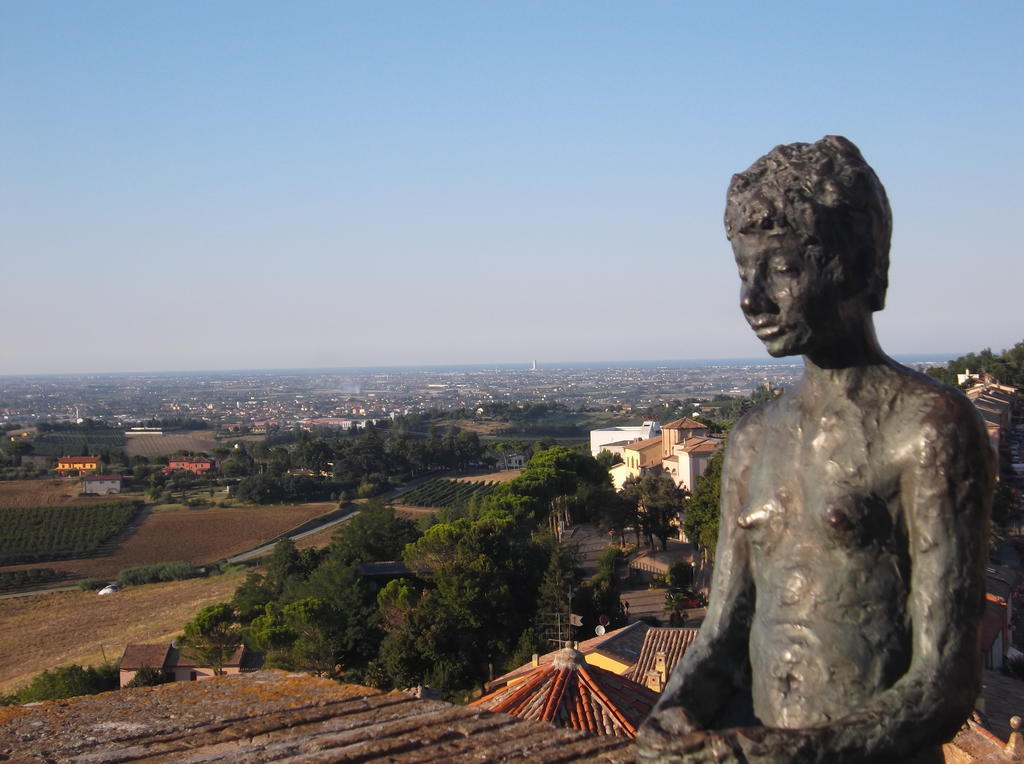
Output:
top-left (740, 279), bottom-right (771, 314)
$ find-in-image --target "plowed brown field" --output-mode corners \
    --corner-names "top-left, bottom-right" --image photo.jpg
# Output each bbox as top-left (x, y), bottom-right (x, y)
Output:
top-left (0, 572), bottom-right (245, 695)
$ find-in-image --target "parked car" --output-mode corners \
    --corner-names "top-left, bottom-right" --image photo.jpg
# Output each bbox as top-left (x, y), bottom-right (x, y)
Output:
top-left (666, 587), bottom-right (706, 609)
top-left (97, 584), bottom-right (120, 596)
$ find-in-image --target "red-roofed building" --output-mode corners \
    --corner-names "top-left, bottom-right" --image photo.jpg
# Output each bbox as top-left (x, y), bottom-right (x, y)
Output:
top-left (489, 622), bottom-right (653, 691)
top-left (472, 647), bottom-right (658, 738)
top-left (162, 456), bottom-right (215, 475)
top-left (56, 455), bottom-right (101, 476)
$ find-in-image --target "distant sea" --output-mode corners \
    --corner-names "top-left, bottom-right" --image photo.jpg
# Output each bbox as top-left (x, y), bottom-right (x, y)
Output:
top-left (15, 353), bottom-right (953, 378)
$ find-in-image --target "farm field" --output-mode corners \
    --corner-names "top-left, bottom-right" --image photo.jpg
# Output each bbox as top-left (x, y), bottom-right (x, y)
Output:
top-left (0, 479), bottom-right (104, 508)
top-left (0, 572), bottom-right (245, 695)
top-left (392, 477), bottom-right (498, 512)
top-left (0, 502), bottom-right (335, 581)
top-left (123, 431), bottom-right (220, 458)
top-left (453, 469), bottom-right (521, 484)
top-left (29, 429), bottom-right (125, 457)
top-left (0, 501), bottom-right (142, 565)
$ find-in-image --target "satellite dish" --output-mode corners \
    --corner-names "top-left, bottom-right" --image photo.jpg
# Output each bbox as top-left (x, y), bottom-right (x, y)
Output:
top-left (595, 625), bottom-right (606, 636)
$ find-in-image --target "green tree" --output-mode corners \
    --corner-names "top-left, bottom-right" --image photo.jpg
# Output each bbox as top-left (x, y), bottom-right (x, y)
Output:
top-left (377, 578), bottom-right (421, 632)
top-left (684, 451), bottom-right (724, 557)
top-left (328, 502), bottom-right (419, 567)
top-left (249, 597), bottom-right (343, 677)
top-left (634, 468), bottom-right (687, 550)
top-left (263, 538), bottom-right (318, 596)
top-left (180, 603), bottom-right (241, 675)
top-left (124, 664), bottom-right (172, 688)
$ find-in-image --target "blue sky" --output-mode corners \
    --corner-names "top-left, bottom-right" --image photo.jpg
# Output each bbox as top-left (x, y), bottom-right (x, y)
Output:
top-left (2, 1), bottom-right (1021, 374)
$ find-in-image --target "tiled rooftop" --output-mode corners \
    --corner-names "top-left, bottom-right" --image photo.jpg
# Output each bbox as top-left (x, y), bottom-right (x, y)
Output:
top-left (626, 627), bottom-right (700, 685)
top-left (490, 623), bottom-right (651, 688)
top-left (0, 667), bottom-right (1019, 761)
top-left (661, 418), bottom-right (706, 431)
top-left (119, 643), bottom-right (172, 671)
top-left (0, 671), bottom-right (634, 762)
top-left (472, 648), bottom-right (658, 739)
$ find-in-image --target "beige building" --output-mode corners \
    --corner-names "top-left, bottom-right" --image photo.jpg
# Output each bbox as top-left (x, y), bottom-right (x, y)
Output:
top-left (604, 418), bottom-right (722, 492)
top-left (118, 643), bottom-right (262, 687)
top-left (610, 435), bottom-right (665, 490)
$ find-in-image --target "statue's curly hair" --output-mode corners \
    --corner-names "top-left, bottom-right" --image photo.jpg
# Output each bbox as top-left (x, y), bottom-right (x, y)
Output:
top-left (724, 135), bottom-right (892, 312)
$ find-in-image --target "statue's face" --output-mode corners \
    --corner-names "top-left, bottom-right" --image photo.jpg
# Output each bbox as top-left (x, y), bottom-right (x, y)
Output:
top-left (732, 230), bottom-right (842, 358)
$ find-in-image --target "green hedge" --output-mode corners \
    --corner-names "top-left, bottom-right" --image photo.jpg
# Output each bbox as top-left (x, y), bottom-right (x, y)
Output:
top-left (115, 561), bottom-right (204, 586)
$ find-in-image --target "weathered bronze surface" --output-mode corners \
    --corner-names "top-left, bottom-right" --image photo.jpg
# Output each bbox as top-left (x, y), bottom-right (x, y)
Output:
top-left (638, 136), bottom-right (995, 762)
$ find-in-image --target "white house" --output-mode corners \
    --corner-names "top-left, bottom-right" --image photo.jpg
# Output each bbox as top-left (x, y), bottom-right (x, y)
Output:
top-left (590, 421), bottom-right (660, 457)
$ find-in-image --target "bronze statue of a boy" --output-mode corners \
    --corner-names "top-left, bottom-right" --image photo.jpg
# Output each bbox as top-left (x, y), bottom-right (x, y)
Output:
top-left (638, 136), bottom-right (994, 762)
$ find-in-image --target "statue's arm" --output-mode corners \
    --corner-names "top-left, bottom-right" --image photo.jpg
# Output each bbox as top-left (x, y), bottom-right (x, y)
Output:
top-left (686, 395), bottom-right (996, 763)
top-left (641, 428), bottom-right (756, 743)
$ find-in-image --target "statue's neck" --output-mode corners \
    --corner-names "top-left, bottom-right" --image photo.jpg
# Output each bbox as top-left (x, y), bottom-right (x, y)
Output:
top-left (799, 317), bottom-right (891, 395)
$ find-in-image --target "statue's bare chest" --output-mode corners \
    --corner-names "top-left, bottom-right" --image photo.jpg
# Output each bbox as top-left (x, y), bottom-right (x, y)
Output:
top-left (737, 407), bottom-right (908, 571)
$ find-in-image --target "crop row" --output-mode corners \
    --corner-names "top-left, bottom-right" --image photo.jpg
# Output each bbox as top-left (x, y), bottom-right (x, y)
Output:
top-left (0, 568), bottom-right (68, 593)
top-left (0, 501), bottom-right (142, 565)
top-left (399, 479), bottom-right (497, 509)
top-left (31, 431), bottom-right (125, 457)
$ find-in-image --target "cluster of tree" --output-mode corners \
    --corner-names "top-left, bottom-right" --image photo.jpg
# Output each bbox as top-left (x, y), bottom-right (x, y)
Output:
top-left (179, 446), bottom-right (631, 699)
top-left (143, 425), bottom-right (495, 505)
top-left (926, 340), bottom-right (1024, 390)
top-left (35, 420), bottom-right (120, 433)
top-left (135, 417), bottom-right (210, 430)
top-left (0, 663), bottom-right (118, 705)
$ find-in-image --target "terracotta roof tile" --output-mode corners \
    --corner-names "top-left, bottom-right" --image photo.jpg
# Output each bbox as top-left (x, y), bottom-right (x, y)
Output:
top-left (626, 627), bottom-right (700, 684)
top-left (119, 643), bottom-right (172, 670)
top-left (473, 648), bottom-right (658, 739)
top-left (680, 436), bottom-right (723, 455)
top-left (662, 418), bottom-right (707, 431)
top-left (624, 436), bottom-right (663, 452)
top-left (490, 623), bottom-right (652, 688)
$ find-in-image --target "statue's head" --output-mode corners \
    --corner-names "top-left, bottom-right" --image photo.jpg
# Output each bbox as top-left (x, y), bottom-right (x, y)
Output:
top-left (725, 136), bottom-right (892, 358)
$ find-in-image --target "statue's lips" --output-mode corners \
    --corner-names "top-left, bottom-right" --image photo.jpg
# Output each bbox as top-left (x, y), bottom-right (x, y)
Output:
top-left (753, 324), bottom-right (785, 340)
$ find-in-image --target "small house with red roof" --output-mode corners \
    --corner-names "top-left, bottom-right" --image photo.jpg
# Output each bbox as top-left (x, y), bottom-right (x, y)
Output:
top-left (162, 456), bottom-right (215, 475)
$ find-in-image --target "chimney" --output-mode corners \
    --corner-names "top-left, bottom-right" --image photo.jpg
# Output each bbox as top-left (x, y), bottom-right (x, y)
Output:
top-left (532, 653), bottom-right (540, 667)
top-left (655, 651), bottom-right (667, 683)
top-left (645, 669), bottom-right (663, 693)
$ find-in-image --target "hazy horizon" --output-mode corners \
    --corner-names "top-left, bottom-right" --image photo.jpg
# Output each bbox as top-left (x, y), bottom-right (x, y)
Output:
top-left (3, 2), bottom-right (1021, 375)
top-left (0, 352), bottom-right (965, 380)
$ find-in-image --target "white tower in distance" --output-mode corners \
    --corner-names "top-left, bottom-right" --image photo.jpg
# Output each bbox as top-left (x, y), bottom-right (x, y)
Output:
top-left (531, 360), bottom-right (538, 371)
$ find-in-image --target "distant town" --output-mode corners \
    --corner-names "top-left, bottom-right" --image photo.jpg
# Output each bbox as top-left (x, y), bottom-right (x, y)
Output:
top-left (1, 358), bottom-right (953, 430)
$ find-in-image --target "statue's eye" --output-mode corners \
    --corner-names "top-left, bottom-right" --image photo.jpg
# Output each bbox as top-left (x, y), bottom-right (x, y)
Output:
top-left (773, 263), bottom-right (798, 275)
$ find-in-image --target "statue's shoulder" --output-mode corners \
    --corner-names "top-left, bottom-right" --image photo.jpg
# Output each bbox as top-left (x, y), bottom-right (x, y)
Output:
top-left (729, 392), bottom-right (789, 447)
top-left (882, 363), bottom-right (989, 447)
